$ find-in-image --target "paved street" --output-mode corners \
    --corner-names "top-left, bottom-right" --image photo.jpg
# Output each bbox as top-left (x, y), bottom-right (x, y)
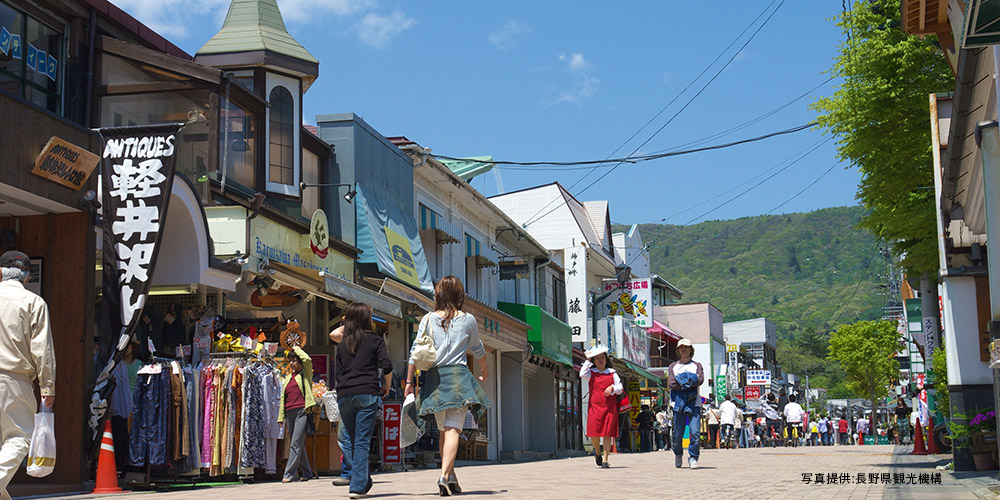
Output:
top-left (38, 445), bottom-right (986, 500)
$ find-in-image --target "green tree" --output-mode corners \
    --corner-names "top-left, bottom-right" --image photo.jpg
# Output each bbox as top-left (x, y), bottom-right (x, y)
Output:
top-left (828, 320), bottom-right (900, 433)
top-left (810, 0), bottom-right (954, 274)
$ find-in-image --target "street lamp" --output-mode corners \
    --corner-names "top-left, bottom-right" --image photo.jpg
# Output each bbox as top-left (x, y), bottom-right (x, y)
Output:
top-left (299, 182), bottom-right (358, 203)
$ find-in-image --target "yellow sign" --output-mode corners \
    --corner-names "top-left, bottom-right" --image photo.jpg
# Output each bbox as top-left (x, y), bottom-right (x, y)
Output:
top-left (727, 344), bottom-right (738, 353)
top-left (384, 226), bottom-right (420, 288)
top-left (31, 136), bottom-right (100, 190)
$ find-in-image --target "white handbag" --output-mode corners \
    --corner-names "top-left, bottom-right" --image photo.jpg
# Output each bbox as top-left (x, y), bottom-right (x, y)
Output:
top-left (410, 314), bottom-right (437, 371)
top-left (323, 390), bottom-right (340, 422)
top-left (26, 408), bottom-right (55, 477)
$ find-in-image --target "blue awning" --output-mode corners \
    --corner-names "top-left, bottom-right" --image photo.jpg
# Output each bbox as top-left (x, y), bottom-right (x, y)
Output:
top-left (355, 183), bottom-right (433, 293)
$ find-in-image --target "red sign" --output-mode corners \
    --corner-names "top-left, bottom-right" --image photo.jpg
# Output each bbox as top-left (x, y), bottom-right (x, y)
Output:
top-left (744, 386), bottom-right (761, 400)
top-left (382, 403), bottom-right (402, 464)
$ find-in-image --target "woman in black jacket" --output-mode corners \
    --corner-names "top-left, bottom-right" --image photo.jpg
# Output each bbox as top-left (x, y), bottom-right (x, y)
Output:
top-left (329, 303), bottom-right (392, 499)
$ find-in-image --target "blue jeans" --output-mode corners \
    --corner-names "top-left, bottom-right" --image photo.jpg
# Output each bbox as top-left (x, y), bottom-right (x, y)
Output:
top-left (338, 422), bottom-right (351, 480)
top-left (339, 394), bottom-right (380, 495)
top-left (672, 406), bottom-right (700, 460)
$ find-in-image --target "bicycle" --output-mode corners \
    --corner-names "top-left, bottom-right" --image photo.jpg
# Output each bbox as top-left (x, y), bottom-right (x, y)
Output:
top-left (786, 422), bottom-right (802, 447)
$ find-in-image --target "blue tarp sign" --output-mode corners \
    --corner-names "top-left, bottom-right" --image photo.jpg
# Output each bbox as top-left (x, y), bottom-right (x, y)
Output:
top-left (9, 34), bottom-right (20, 59)
top-left (26, 43), bottom-right (37, 70)
top-left (46, 54), bottom-right (56, 81)
top-left (355, 183), bottom-right (433, 293)
top-left (0, 27), bottom-right (10, 56)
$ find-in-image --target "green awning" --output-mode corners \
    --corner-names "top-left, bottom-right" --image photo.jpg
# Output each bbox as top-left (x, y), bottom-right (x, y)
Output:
top-left (439, 156), bottom-right (494, 182)
top-left (496, 302), bottom-right (572, 366)
top-left (621, 359), bottom-right (664, 387)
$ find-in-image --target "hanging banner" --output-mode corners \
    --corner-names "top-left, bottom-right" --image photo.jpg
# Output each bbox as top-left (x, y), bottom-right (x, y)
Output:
top-left (727, 345), bottom-right (739, 396)
top-left (90, 123), bottom-right (185, 448)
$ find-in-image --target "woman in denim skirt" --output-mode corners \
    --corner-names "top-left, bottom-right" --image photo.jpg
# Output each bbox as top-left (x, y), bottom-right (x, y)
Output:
top-left (404, 276), bottom-right (490, 496)
top-left (329, 303), bottom-right (393, 499)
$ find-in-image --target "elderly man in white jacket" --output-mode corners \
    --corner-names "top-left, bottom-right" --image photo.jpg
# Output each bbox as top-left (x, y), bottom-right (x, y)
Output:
top-left (0, 251), bottom-right (55, 500)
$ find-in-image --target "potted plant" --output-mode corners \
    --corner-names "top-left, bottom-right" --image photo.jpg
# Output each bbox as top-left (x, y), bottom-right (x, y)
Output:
top-left (949, 410), bottom-right (998, 471)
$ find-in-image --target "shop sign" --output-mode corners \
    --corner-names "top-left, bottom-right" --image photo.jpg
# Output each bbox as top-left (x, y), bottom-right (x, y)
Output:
top-left (385, 226), bottom-right (420, 288)
top-left (618, 319), bottom-right (649, 366)
top-left (251, 216), bottom-right (353, 281)
top-left (382, 403), bottom-right (402, 464)
top-left (601, 278), bottom-right (652, 327)
top-left (91, 123), bottom-right (184, 443)
top-left (747, 369), bottom-right (770, 386)
top-left (499, 259), bottom-right (530, 281)
top-left (31, 136), bottom-right (100, 190)
top-left (628, 380), bottom-right (641, 445)
top-left (744, 385), bottom-right (761, 400)
top-left (564, 246), bottom-right (588, 343)
top-left (309, 209), bottom-right (329, 259)
top-left (716, 367), bottom-right (727, 401)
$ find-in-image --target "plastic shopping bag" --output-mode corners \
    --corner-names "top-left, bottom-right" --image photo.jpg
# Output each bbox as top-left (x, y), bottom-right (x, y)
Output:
top-left (26, 408), bottom-right (55, 477)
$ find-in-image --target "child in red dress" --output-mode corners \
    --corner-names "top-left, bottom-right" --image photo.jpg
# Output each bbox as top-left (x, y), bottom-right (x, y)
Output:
top-left (580, 345), bottom-right (623, 468)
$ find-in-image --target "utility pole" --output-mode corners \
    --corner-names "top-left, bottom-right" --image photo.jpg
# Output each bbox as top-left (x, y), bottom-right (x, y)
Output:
top-left (805, 369), bottom-right (810, 412)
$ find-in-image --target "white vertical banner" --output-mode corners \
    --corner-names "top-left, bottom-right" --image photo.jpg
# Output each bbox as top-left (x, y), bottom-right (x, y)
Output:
top-left (727, 345), bottom-right (739, 396)
top-left (564, 246), bottom-right (588, 343)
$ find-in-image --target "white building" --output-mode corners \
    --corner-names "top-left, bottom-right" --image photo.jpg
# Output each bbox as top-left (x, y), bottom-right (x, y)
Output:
top-left (723, 317), bottom-right (778, 374)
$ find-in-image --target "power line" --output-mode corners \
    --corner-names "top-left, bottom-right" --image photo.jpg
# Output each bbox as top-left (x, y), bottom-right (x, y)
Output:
top-left (516, 0), bottom-right (786, 229)
top-left (662, 139), bottom-right (829, 222)
top-left (444, 122), bottom-right (814, 170)
top-left (523, 0), bottom-right (789, 229)
top-left (681, 138), bottom-right (831, 225)
top-left (649, 76), bottom-right (834, 155)
top-left (829, 247), bottom-right (882, 327)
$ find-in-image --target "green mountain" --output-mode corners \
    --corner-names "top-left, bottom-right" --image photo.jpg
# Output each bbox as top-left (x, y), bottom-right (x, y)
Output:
top-left (616, 206), bottom-right (886, 398)
top-left (621, 205), bottom-right (884, 336)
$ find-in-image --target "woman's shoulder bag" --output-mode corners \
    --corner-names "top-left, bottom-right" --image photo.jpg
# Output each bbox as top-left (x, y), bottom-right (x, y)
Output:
top-left (410, 313), bottom-right (437, 371)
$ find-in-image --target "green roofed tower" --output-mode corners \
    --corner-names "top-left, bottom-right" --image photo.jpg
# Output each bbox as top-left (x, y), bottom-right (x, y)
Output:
top-left (195, 0), bottom-right (318, 88)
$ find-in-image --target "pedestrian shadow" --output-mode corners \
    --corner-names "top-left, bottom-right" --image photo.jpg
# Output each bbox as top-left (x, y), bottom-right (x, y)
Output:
top-left (363, 490), bottom-right (506, 497)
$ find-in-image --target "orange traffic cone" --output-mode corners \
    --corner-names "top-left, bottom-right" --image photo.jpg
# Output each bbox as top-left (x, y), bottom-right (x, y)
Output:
top-left (912, 419), bottom-right (929, 455)
top-left (92, 419), bottom-right (127, 494)
top-left (857, 431), bottom-right (863, 445)
top-left (926, 415), bottom-right (942, 454)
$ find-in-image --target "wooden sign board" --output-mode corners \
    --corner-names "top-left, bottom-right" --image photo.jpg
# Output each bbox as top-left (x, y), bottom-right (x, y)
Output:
top-left (31, 136), bottom-right (99, 190)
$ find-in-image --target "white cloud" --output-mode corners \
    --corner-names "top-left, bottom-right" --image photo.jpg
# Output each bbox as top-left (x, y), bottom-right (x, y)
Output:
top-left (111, 0), bottom-right (377, 41)
top-left (279, 0), bottom-right (375, 23)
top-left (488, 20), bottom-right (531, 50)
top-left (546, 53), bottom-right (598, 106)
top-left (356, 10), bottom-right (417, 49)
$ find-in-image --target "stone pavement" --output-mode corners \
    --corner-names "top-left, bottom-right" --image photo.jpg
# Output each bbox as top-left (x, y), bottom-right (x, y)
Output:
top-left (32, 445), bottom-right (990, 500)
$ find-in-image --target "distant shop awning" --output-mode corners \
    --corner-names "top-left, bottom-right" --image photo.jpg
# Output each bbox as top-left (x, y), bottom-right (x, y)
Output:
top-left (620, 359), bottom-right (664, 386)
top-left (365, 276), bottom-right (436, 314)
top-left (647, 320), bottom-right (682, 340)
top-left (439, 156), bottom-right (494, 182)
top-left (419, 205), bottom-right (460, 244)
top-left (324, 272), bottom-right (402, 319)
top-left (497, 302), bottom-right (573, 366)
top-left (355, 183), bottom-right (434, 293)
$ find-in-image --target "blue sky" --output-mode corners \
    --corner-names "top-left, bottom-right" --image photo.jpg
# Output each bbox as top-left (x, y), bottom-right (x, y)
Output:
top-left (114, 0), bottom-right (856, 226)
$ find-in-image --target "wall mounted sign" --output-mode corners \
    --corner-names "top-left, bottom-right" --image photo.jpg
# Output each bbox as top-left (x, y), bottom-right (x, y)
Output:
top-left (499, 259), bottom-right (530, 281)
top-left (31, 137), bottom-right (100, 190)
top-left (309, 209), bottom-right (329, 259)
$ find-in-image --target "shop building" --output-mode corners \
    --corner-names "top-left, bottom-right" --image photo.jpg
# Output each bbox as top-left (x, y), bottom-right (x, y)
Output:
top-left (655, 303), bottom-right (725, 402)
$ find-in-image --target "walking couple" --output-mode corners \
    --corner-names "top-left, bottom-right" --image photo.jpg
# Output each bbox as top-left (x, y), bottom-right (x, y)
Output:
top-left (329, 276), bottom-right (490, 498)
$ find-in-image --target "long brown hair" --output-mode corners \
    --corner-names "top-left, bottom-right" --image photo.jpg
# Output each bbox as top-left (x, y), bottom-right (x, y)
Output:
top-left (434, 275), bottom-right (465, 330)
top-left (342, 302), bottom-right (373, 355)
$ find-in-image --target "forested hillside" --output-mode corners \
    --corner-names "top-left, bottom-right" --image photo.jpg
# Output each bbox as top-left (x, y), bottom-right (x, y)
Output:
top-left (616, 206), bottom-right (886, 397)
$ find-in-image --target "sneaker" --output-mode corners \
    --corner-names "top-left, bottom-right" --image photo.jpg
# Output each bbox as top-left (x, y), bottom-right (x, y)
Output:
top-left (689, 458), bottom-right (699, 469)
top-left (595, 453), bottom-right (603, 467)
top-left (600, 462), bottom-right (610, 469)
top-left (349, 493), bottom-right (368, 499)
top-left (332, 478), bottom-right (350, 486)
top-left (674, 455), bottom-right (682, 468)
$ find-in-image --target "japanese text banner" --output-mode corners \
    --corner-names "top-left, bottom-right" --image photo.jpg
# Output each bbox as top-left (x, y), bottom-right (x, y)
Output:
top-left (90, 123), bottom-right (184, 447)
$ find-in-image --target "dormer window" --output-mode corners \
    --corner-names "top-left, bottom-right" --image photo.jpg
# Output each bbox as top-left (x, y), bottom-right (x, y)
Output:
top-left (268, 86), bottom-right (294, 185)
top-left (263, 75), bottom-right (300, 196)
